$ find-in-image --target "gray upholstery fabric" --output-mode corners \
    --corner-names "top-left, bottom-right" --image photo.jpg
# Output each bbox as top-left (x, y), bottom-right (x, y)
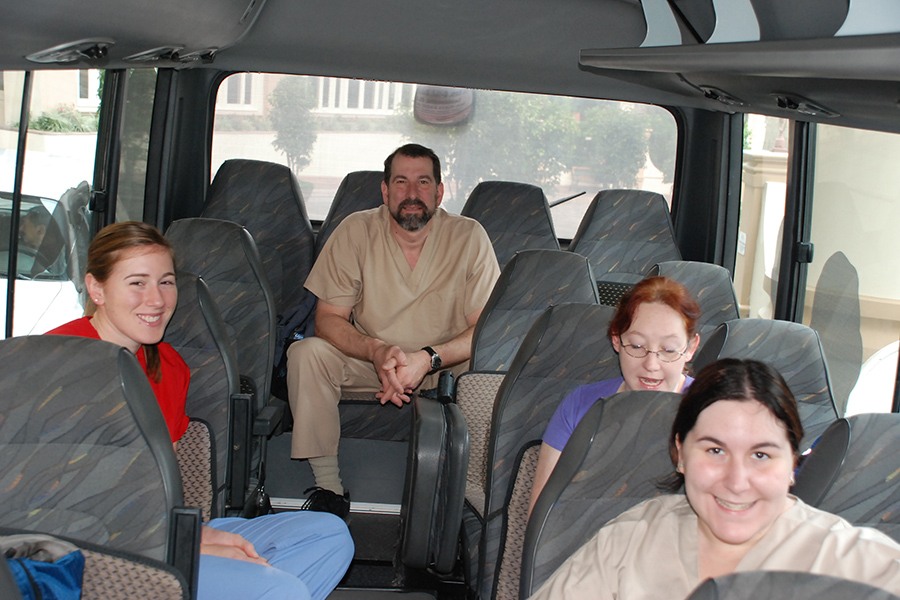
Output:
top-left (315, 170), bottom-right (384, 257)
top-left (793, 413), bottom-right (900, 542)
top-left (569, 188), bottom-right (681, 281)
top-left (457, 372), bottom-right (506, 518)
top-left (471, 249), bottom-right (599, 372)
top-left (692, 318), bottom-right (838, 450)
top-left (166, 217), bottom-right (277, 414)
top-left (461, 181), bottom-right (559, 269)
top-left (202, 158), bottom-right (315, 321)
top-left (480, 303), bottom-right (620, 600)
top-left (165, 274), bottom-right (239, 517)
top-left (650, 260), bottom-right (740, 340)
top-left (686, 570), bottom-right (900, 600)
top-left (521, 390), bottom-right (683, 598)
top-left (0, 336), bottom-right (182, 562)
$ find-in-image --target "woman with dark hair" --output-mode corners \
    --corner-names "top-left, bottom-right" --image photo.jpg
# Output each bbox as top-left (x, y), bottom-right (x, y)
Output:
top-left (529, 276), bottom-right (701, 512)
top-left (528, 359), bottom-right (900, 600)
top-left (47, 222), bottom-right (353, 600)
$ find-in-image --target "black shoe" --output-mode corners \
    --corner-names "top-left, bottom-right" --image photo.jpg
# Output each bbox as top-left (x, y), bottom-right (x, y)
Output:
top-left (300, 486), bottom-right (351, 520)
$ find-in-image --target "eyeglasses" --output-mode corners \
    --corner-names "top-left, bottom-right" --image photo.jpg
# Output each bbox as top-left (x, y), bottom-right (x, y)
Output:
top-left (620, 342), bottom-right (688, 363)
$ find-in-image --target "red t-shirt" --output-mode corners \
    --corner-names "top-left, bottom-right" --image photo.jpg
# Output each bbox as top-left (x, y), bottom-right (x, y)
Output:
top-left (46, 316), bottom-right (191, 443)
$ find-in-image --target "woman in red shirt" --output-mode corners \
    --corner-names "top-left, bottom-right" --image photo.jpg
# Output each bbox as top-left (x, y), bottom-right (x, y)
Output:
top-left (48, 221), bottom-right (352, 600)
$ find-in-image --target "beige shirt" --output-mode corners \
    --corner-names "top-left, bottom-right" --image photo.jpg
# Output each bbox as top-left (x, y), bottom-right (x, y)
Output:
top-left (529, 494), bottom-right (900, 600)
top-left (306, 205), bottom-right (500, 352)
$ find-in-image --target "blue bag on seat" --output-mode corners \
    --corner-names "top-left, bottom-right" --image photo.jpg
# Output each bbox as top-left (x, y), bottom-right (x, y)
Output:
top-left (2, 534), bottom-right (84, 600)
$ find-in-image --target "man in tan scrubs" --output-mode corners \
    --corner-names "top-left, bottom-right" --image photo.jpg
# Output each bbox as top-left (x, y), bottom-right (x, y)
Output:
top-left (287, 143), bottom-right (500, 518)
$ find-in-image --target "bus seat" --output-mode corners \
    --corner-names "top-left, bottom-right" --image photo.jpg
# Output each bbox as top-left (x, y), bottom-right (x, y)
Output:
top-left (476, 303), bottom-right (619, 600)
top-left (793, 413), bottom-right (900, 542)
top-left (0, 527), bottom-right (190, 600)
top-left (692, 318), bottom-right (838, 451)
top-left (164, 274), bottom-right (239, 516)
top-left (471, 249), bottom-right (599, 372)
top-left (453, 251), bottom-right (598, 590)
top-left (166, 218), bottom-right (281, 508)
top-left (315, 170), bottom-right (384, 258)
top-left (568, 189), bottom-right (681, 305)
top-left (649, 260), bottom-right (740, 340)
top-left (685, 570), bottom-right (900, 600)
top-left (0, 554), bottom-right (21, 600)
top-left (808, 251), bottom-right (863, 416)
top-left (520, 390), bottom-right (682, 598)
top-left (201, 159), bottom-right (317, 393)
top-left (0, 336), bottom-right (199, 580)
top-left (166, 218), bottom-right (277, 416)
top-left (461, 181), bottom-right (559, 270)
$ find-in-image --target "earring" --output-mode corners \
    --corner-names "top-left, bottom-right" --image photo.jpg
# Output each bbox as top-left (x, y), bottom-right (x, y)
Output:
top-left (790, 474), bottom-right (796, 486)
top-left (677, 462), bottom-right (684, 472)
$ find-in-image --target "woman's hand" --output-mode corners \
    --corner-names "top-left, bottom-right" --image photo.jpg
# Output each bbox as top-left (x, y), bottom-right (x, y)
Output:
top-left (201, 526), bottom-right (270, 566)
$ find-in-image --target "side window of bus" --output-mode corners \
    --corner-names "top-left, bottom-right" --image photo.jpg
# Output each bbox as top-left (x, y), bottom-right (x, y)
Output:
top-left (0, 70), bottom-right (99, 338)
top-left (210, 74), bottom-right (677, 240)
top-left (735, 115), bottom-right (900, 416)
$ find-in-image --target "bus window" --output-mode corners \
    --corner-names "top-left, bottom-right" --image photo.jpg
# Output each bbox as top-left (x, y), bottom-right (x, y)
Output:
top-left (115, 68), bottom-right (157, 223)
top-left (1, 69), bottom-right (97, 338)
top-left (733, 114), bottom-right (791, 322)
top-left (211, 74), bottom-right (677, 240)
top-left (805, 125), bottom-right (900, 416)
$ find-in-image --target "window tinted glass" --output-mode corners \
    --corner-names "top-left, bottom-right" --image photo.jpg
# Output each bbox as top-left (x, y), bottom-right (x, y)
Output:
top-left (805, 124), bottom-right (900, 416)
top-left (211, 74), bottom-right (677, 239)
top-left (0, 70), bottom-right (96, 338)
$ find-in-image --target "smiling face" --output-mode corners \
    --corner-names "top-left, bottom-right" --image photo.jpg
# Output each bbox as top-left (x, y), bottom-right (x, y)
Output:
top-left (382, 153), bottom-right (443, 232)
top-left (676, 399), bottom-right (795, 555)
top-left (85, 245), bottom-right (177, 353)
top-left (612, 301), bottom-right (699, 393)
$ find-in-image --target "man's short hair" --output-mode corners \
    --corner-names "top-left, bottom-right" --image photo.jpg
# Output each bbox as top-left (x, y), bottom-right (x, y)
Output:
top-left (383, 143), bottom-right (442, 185)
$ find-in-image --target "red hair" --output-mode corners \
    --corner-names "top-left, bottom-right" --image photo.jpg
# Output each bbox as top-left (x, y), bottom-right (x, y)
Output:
top-left (607, 276), bottom-right (700, 340)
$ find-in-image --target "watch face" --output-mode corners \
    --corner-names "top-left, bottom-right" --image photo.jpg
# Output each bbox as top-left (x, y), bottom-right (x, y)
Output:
top-left (432, 354), bottom-right (442, 370)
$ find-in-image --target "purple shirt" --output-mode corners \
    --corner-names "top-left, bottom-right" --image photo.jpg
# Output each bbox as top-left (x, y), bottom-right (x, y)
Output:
top-left (543, 375), bottom-right (694, 451)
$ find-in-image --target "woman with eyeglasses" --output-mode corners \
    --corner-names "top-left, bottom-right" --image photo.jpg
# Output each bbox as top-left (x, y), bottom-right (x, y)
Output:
top-left (529, 276), bottom-right (701, 514)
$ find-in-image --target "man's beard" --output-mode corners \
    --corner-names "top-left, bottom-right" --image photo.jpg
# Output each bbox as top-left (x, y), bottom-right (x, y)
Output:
top-left (391, 198), bottom-right (434, 232)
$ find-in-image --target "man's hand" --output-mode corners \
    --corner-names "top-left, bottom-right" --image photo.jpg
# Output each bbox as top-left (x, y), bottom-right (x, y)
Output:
top-left (372, 344), bottom-right (413, 406)
top-left (200, 526), bottom-right (269, 566)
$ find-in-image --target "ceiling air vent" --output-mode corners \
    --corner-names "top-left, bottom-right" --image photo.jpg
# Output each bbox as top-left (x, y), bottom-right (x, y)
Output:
top-left (699, 85), bottom-right (746, 107)
top-left (772, 93), bottom-right (840, 118)
top-left (26, 38), bottom-right (114, 64)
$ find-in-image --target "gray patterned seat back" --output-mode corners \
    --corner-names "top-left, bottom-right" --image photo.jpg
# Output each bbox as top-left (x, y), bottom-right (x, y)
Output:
top-left (478, 303), bottom-right (620, 600)
top-left (315, 170), bottom-right (384, 257)
top-left (0, 336), bottom-right (183, 562)
top-left (164, 274), bottom-right (240, 517)
top-left (461, 181), bottom-right (559, 269)
top-left (166, 218), bottom-right (276, 414)
top-left (520, 390), bottom-right (682, 598)
top-left (569, 189), bottom-right (681, 289)
top-left (793, 413), bottom-right (900, 542)
top-left (471, 249), bottom-right (599, 372)
top-left (686, 570), bottom-right (900, 600)
top-left (203, 159), bottom-right (315, 319)
top-left (693, 318), bottom-right (838, 450)
top-left (649, 260), bottom-right (740, 340)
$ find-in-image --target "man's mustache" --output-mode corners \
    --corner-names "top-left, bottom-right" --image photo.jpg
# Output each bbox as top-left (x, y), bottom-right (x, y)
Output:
top-left (398, 198), bottom-right (427, 211)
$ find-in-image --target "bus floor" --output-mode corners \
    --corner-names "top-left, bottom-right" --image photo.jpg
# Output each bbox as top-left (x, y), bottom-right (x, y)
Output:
top-left (266, 433), bottom-right (469, 598)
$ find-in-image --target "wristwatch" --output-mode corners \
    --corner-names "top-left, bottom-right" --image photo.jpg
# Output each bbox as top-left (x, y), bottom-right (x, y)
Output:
top-left (421, 346), bottom-right (442, 374)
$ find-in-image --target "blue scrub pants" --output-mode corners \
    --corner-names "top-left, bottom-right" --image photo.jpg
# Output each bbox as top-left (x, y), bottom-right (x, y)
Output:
top-left (197, 512), bottom-right (353, 600)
